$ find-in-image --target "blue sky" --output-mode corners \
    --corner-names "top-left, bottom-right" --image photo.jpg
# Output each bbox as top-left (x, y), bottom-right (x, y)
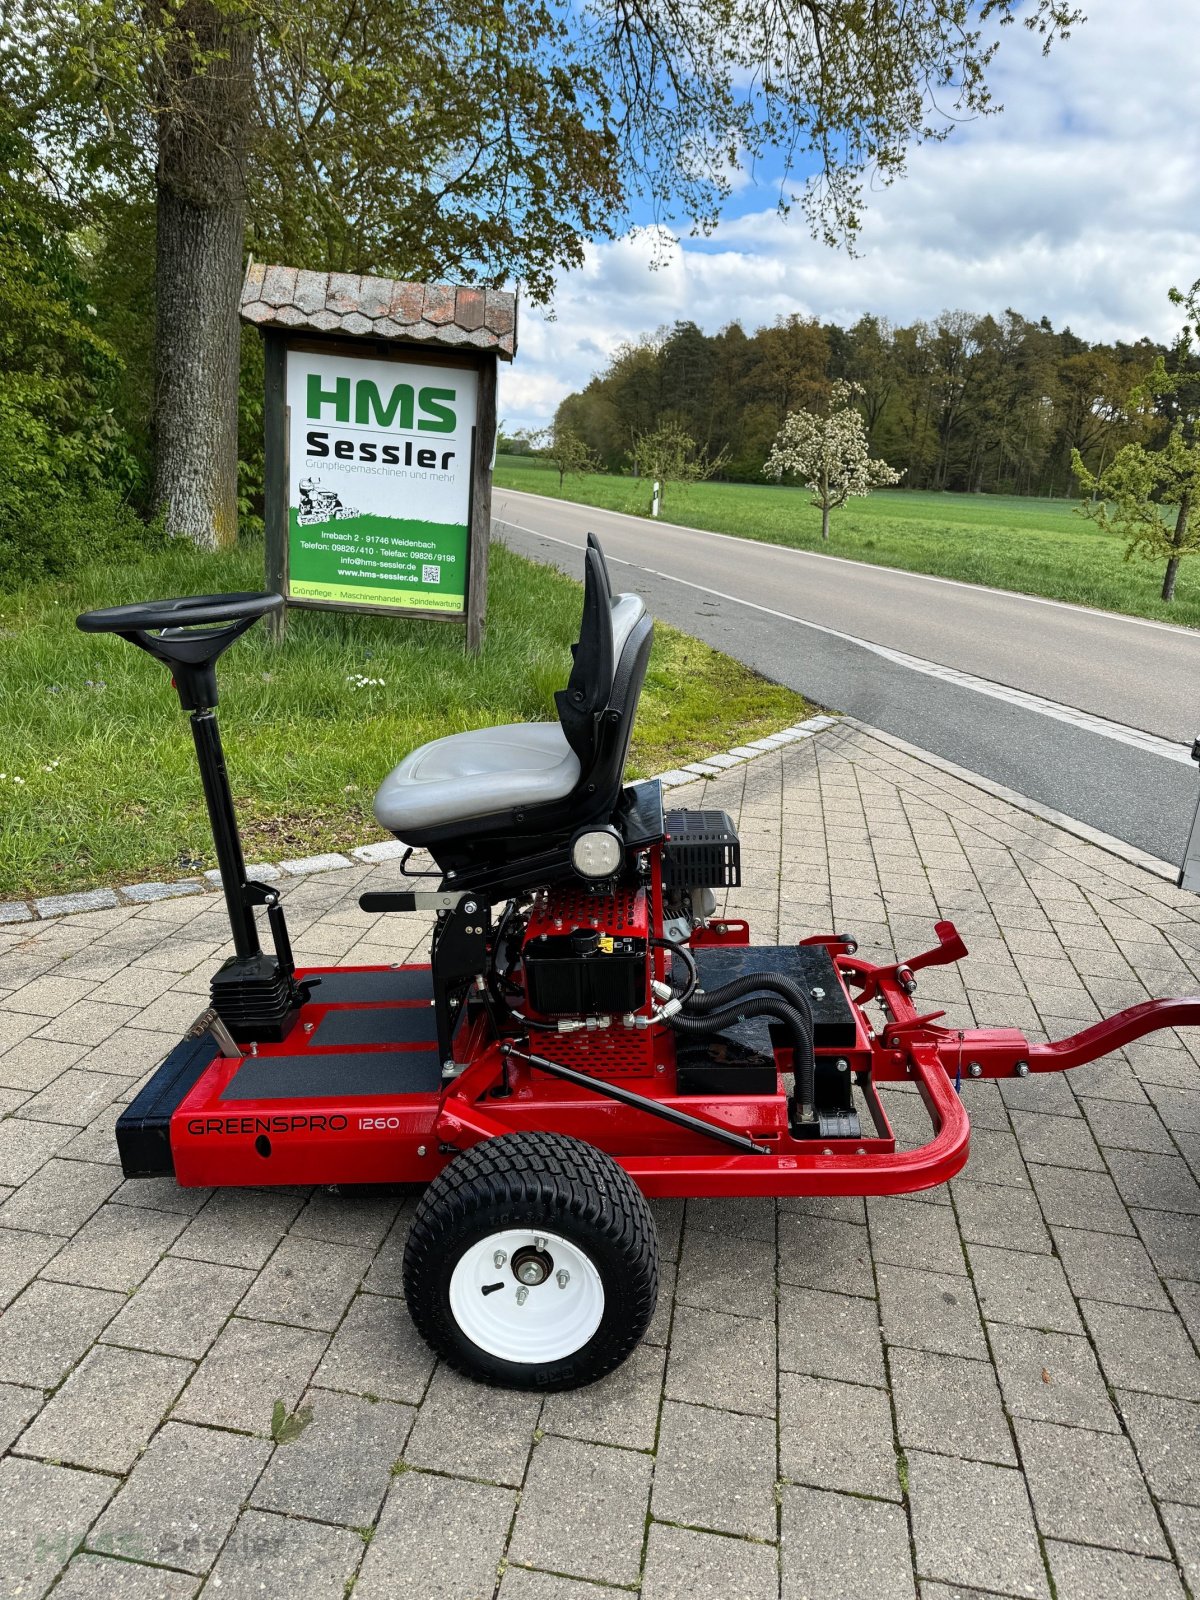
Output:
top-left (499, 0), bottom-right (1200, 431)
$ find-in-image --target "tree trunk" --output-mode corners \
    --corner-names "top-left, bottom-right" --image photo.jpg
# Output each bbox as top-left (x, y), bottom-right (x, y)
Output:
top-left (1162, 492), bottom-right (1190, 603)
top-left (152, 3), bottom-right (254, 550)
top-left (821, 502), bottom-right (830, 541)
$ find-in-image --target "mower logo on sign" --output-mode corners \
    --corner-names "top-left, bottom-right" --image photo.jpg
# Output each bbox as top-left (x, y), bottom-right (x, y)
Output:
top-left (284, 349), bottom-right (476, 615)
top-left (297, 477), bottom-right (358, 526)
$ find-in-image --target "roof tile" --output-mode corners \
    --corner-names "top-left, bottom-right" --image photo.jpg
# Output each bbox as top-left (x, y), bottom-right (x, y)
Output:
top-left (239, 264), bottom-right (516, 358)
top-left (422, 283), bottom-right (458, 325)
top-left (261, 264), bottom-right (298, 305)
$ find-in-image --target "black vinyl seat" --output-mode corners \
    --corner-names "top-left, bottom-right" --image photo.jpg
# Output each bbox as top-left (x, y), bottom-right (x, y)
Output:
top-left (372, 536), bottom-right (653, 857)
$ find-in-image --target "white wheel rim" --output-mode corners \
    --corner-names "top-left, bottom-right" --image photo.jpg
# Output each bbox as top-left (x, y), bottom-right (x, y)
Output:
top-left (449, 1227), bottom-right (606, 1364)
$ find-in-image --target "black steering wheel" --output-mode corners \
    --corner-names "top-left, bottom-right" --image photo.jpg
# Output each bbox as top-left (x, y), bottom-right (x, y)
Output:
top-left (77, 592), bottom-right (283, 636)
top-left (76, 592), bottom-right (284, 706)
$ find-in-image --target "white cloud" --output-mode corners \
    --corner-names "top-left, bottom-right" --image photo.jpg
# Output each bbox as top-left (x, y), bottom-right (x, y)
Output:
top-left (500, 0), bottom-right (1200, 430)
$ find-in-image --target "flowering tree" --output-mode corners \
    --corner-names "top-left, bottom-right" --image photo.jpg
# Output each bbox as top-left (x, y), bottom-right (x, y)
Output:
top-left (764, 380), bottom-right (902, 540)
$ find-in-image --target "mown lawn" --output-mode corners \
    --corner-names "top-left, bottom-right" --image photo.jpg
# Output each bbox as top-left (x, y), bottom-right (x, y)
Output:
top-left (494, 455), bottom-right (1200, 630)
top-left (0, 539), bottom-right (810, 899)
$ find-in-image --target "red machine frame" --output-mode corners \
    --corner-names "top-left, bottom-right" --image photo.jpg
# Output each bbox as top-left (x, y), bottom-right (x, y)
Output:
top-left (165, 908), bottom-right (1200, 1199)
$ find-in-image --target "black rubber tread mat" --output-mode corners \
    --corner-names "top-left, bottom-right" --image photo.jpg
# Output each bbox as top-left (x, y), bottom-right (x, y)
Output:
top-left (311, 1006), bottom-right (437, 1047)
top-left (693, 944), bottom-right (857, 1048)
top-left (221, 1049), bottom-right (441, 1100)
top-left (302, 967), bottom-right (432, 1004)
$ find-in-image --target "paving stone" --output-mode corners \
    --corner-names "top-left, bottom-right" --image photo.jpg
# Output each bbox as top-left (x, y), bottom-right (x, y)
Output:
top-left (1083, 1097), bottom-right (1176, 1154)
top-left (1028, 1163), bottom-right (1135, 1234)
top-left (0, 1157), bottom-right (121, 1235)
top-left (36, 1000), bottom-right (138, 1047)
top-left (313, 1291), bottom-right (435, 1402)
top-left (664, 1304), bottom-right (774, 1416)
top-left (0, 1116), bottom-right (74, 1184)
top-left (779, 1371), bottom-right (899, 1498)
top-left (676, 1224), bottom-right (776, 1318)
top-left (290, 1187), bottom-right (404, 1249)
top-left (968, 1243), bottom-right (1082, 1333)
top-left (888, 1345), bottom-right (1015, 1465)
top-left (1046, 1540), bottom-right (1186, 1599)
top-left (15, 1068), bottom-right (129, 1128)
top-left (1134, 1208), bottom-right (1200, 1281)
top-left (651, 1382), bottom-right (779, 1528)
top-left (781, 1485), bottom-right (914, 1600)
top-left (499, 1572), bottom-right (615, 1600)
top-left (356, 1469), bottom-right (515, 1600)
top-left (868, 1196), bottom-right (965, 1276)
top-left (1118, 1390), bottom-right (1200, 1504)
top-left (686, 1195), bottom-right (777, 1243)
top-left (951, 1179), bottom-right (1051, 1253)
top-left (877, 1262), bottom-right (987, 1357)
top-left (0, 1225), bottom-right (60, 1306)
top-left (777, 1210), bottom-right (873, 1296)
top-left (173, 1315), bottom-right (327, 1434)
top-left (173, 1188), bottom-right (305, 1269)
top-left (1081, 1299), bottom-right (1200, 1400)
top-left (109, 1173), bottom-right (212, 1216)
top-left (907, 1449), bottom-right (1048, 1598)
top-left (509, 1434), bottom-right (652, 1586)
top-left (1015, 1418), bottom-right (1167, 1556)
top-left (90, 1421), bottom-right (271, 1574)
top-left (649, 1196), bottom-right (685, 1259)
top-left (253, 1386), bottom-right (412, 1525)
top-left (41, 1201), bottom-right (185, 1291)
top-left (1052, 1224), bottom-right (1171, 1310)
top-left (7, 973), bottom-right (100, 1016)
top-left (404, 1362), bottom-right (541, 1484)
top-left (17, 1343), bottom-right (192, 1471)
top-left (965, 1125), bottom-right (1029, 1187)
top-left (1009, 1109), bottom-right (1104, 1170)
top-left (239, 1234), bottom-right (372, 1331)
top-left (778, 1284), bottom-right (885, 1385)
top-left (1161, 1503), bottom-right (1200, 1593)
top-left (102, 1254), bottom-right (253, 1357)
top-left (49, 1552), bottom-right (200, 1599)
top-left (203, 1507), bottom-right (362, 1599)
top-left (989, 1324), bottom-right (1117, 1431)
top-left (1107, 1148), bottom-right (1200, 1214)
top-left (642, 1523), bottom-right (779, 1600)
top-left (0, 1456), bottom-right (117, 1599)
top-left (0, 1278), bottom-right (123, 1385)
top-left (0, 1380), bottom-right (40, 1451)
top-left (543, 1339), bottom-right (665, 1449)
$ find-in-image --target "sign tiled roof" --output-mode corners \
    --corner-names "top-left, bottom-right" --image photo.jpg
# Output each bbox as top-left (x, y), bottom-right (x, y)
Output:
top-left (239, 263), bottom-right (517, 359)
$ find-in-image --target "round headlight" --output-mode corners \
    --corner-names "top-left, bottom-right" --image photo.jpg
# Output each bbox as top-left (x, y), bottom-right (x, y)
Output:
top-left (570, 826), bottom-right (624, 880)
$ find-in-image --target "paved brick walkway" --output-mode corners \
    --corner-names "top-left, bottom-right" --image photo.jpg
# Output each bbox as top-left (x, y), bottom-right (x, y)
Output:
top-left (3, 722), bottom-right (1200, 1599)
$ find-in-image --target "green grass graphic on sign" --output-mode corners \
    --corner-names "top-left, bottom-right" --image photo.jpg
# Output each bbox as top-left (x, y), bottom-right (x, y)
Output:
top-left (288, 512), bottom-right (468, 612)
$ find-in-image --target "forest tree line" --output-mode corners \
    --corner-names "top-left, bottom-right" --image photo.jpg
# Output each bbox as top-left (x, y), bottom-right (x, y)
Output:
top-left (547, 310), bottom-right (1192, 497)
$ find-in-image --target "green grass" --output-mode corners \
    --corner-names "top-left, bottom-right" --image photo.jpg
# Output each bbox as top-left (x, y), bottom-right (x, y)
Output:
top-left (0, 539), bottom-right (810, 899)
top-left (495, 455), bottom-right (1200, 630)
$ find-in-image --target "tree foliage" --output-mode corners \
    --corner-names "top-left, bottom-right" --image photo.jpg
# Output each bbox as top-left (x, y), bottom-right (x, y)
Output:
top-left (559, 309), bottom-right (1161, 496)
top-left (765, 380), bottom-right (902, 539)
top-left (634, 421), bottom-right (727, 506)
top-left (533, 425), bottom-right (600, 488)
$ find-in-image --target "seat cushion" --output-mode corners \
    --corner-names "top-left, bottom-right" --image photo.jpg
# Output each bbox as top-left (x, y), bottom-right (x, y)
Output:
top-left (373, 722), bottom-right (582, 838)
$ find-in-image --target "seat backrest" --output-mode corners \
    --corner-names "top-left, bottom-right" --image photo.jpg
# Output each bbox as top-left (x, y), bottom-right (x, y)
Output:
top-left (555, 535), bottom-right (653, 814)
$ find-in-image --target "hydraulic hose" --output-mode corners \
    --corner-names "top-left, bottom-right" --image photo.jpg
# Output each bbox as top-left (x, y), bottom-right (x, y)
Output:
top-left (668, 995), bottom-right (817, 1124)
top-left (684, 970), bottom-right (814, 1032)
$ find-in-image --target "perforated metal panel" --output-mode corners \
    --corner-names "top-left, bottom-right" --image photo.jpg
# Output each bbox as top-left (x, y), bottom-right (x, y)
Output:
top-left (532, 1023), bottom-right (662, 1080)
top-left (525, 885), bottom-right (647, 940)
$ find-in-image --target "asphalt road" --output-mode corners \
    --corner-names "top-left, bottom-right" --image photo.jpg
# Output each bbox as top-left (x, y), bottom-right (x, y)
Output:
top-left (493, 487), bottom-right (1200, 867)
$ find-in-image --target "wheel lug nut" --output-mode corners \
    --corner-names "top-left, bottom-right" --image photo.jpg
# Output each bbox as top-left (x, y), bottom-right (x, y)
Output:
top-left (516, 1287), bottom-right (529, 1306)
top-left (556, 1270), bottom-right (570, 1289)
top-left (493, 1250), bottom-right (507, 1268)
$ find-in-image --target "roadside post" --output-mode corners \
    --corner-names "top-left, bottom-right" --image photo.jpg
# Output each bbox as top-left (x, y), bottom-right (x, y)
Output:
top-left (240, 264), bottom-right (518, 652)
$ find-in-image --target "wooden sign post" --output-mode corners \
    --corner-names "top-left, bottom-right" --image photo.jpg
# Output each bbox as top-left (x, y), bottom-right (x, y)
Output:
top-left (241, 265), bottom-right (517, 652)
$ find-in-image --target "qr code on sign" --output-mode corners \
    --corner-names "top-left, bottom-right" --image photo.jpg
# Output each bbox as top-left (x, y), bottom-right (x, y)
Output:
top-left (422, 564), bottom-right (441, 585)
